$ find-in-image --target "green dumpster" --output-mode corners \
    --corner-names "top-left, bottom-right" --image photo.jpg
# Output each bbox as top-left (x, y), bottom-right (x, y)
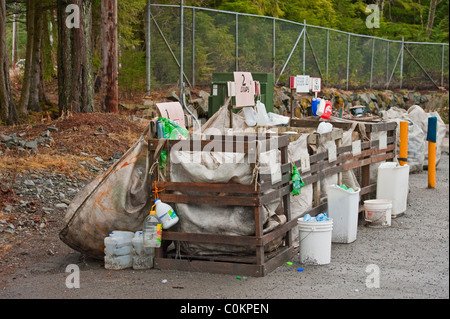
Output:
top-left (208, 72), bottom-right (274, 117)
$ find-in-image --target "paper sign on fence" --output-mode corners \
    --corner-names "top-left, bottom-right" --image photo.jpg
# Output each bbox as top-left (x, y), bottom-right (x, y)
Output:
top-left (233, 72), bottom-right (255, 108)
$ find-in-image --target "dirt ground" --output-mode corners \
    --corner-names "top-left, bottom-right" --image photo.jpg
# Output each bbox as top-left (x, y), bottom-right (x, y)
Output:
top-left (0, 113), bottom-right (448, 303)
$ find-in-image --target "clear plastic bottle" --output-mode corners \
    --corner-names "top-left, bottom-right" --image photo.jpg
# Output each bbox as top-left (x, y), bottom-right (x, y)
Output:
top-left (154, 199), bottom-right (179, 229)
top-left (143, 210), bottom-right (162, 248)
top-left (132, 231), bottom-right (154, 269)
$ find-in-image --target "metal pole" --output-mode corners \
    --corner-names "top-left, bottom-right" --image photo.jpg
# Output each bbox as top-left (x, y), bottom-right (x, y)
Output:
top-left (370, 38), bottom-right (375, 88)
top-left (326, 29), bottom-right (329, 86)
top-left (400, 36), bottom-right (404, 89)
top-left (146, 0), bottom-right (151, 96)
top-left (346, 34), bottom-right (350, 90)
top-left (180, 0), bottom-right (184, 97)
top-left (273, 18), bottom-right (276, 81)
top-left (387, 47), bottom-right (402, 89)
top-left (442, 44), bottom-right (445, 87)
top-left (386, 41), bottom-right (389, 87)
top-left (192, 8), bottom-right (195, 88)
top-left (302, 20), bottom-right (306, 75)
top-left (235, 14), bottom-right (239, 71)
top-left (276, 28), bottom-right (305, 85)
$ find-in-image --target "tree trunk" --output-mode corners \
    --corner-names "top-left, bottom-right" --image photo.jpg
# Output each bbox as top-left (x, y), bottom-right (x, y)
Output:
top-left (0, 0), bottom-right (19, 124)
top-left (19, 0), bottom-right (35, 115)
top-left (100, 0), bottom-right (118, 113)
top-left (28, 3), bottom-right (44, 112)
top-left (426, 0), bottom-right (438, 38)
top-left (57, 0), bottom-right (94, 114)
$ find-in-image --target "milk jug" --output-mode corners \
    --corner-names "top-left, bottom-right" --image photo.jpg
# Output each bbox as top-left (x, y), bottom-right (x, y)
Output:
top-left (154, 199), bottom-right (179, 229)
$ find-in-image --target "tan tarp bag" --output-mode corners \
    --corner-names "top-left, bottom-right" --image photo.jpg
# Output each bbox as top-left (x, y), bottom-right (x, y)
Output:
top-left (59, 133), bottom-right (155, 259)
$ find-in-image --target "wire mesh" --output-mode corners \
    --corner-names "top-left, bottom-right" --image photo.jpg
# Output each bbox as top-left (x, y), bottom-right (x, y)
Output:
top-left (148, 4), bottom-right (449, 91)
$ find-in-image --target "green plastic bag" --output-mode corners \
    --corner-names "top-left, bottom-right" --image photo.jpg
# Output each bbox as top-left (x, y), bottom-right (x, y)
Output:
top-left (158, 117), bottom-right (188, 140)
top-left (158, 118), bottom-right (188, 169)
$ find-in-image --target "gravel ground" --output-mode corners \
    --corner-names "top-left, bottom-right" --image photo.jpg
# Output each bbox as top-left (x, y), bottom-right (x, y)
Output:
top-left (0, 151), bottom-right (448, 302)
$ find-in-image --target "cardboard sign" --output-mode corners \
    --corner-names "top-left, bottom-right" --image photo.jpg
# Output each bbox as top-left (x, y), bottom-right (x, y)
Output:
top-left (352, 140), bottom-right (362, 156)
top-left (378, 132), bottom-right (387, 150)
top-left (311, 77), bottom-right (321, 92)
top-left (300, 155), bottom-right (311, 173)
top-left (233, 72), bottom-right (255, 108)
top-left (296, 75), bottom-right (310, 93)
top-left (290, 76), bottom-right (296, 89)
top-left (328, 144), bottom-right (337, 162)
top-left (156, 102), bottom-right (186, 128)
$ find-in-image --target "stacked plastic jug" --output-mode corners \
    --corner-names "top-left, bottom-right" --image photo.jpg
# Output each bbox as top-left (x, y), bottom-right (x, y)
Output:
top-left (132, 231), bottom-right (154, 269)
top-left (104, 199), bottom-right (179, 270)
top-left (104, 231), bottom-right (134, 270)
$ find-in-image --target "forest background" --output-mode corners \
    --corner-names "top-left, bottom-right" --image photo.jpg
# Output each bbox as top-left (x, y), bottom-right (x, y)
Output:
top-left (1, 0), bottom-right (449, 125)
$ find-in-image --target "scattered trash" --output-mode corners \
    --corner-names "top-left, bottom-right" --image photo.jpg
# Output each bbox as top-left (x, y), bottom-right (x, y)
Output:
top-left (286, 262), bottom-right (293, 265)
top-left (161, 279), bottom-right (168, 284)
top-left (236, 276), bottom-right (242, 280)
top-left (297, 268), bottom-right (304, 272)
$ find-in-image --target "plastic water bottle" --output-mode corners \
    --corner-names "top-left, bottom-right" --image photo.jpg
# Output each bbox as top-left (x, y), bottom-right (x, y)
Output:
top-left (143, 209), bottom-right (162, 248)
top-left (132, 231), bottom-right (154, 269)
top-left (154, 199), bottom-right (179, 229)
top-left (104, 231), bottom-right (134, 270)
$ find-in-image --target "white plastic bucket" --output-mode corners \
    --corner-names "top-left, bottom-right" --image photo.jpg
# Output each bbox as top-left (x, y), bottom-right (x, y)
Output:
top-left (327, 185), bottom-right (360, 243)
top-left (298, 218), bottom-right (333, 265)
top-left (377, 162), bottom-right (409, 218)
top-left (364, 199), bottom-right (392, 227)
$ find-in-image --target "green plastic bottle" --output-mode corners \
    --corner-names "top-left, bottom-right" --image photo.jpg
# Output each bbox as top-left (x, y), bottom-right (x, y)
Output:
top-left (292, 166), bottom-right (305, 196)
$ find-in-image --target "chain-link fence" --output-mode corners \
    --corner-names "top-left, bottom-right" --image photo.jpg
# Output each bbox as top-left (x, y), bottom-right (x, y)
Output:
top-left (146, 4), bottom-right (449, 93)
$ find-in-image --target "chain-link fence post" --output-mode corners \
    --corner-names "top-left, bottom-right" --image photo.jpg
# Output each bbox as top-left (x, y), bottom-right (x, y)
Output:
top-left (146, 0), bottom-right (151, 96)
top-left (235, 14), bottom-right (239, 71)
top-left (442, 44), bottom-right (445, 87)
top-left (346, 34), bottom-right (350, 90)
top-left (400, 36), bottom-right (404, 89)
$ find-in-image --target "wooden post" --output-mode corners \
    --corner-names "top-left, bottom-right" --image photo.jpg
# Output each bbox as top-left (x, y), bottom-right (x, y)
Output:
top-left (427, 117), bottom-right (437, 188)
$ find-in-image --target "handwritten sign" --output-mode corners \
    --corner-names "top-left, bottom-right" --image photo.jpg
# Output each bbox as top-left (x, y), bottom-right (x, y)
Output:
top-left (233, 72), bottom-right (255, 108)
top-left (296, 75), bottom-right (310, 93)
top-left (311, 77), bottom-right (321, 92)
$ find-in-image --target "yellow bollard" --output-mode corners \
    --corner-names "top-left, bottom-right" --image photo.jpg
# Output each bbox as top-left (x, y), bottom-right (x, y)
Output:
top-left (399, 121), bottom-right (408, 166)
top-left (428, 141), bottom-right (436, 188)
top-left (427, 117), bottom-right (437, 189)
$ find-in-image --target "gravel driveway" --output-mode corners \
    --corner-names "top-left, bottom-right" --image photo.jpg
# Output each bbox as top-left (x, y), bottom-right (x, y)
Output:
top-left (1, 154), bottom-right (448, 301)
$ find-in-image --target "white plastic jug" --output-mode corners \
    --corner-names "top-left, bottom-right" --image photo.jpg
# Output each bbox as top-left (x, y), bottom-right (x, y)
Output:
top-left (104, 230), bottom-right (134, 270)
top-left (154, 199), bottom-right (179, 229)
top-left (104, 231), bottom-right (134, 256)
top-left (132, 231), bottom-right (154, 269)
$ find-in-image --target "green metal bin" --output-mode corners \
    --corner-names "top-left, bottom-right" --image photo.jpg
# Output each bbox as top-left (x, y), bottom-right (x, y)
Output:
top-left (208, 72), bottom-right (274, 117)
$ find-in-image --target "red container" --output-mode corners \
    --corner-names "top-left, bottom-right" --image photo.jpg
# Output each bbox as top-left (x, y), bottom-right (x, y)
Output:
top-left (320, 101), bottom-right (332, 119)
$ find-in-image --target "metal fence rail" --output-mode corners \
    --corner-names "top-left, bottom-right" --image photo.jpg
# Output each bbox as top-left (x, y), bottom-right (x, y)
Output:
top-left (145, 2), bottom-right (449, 95)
